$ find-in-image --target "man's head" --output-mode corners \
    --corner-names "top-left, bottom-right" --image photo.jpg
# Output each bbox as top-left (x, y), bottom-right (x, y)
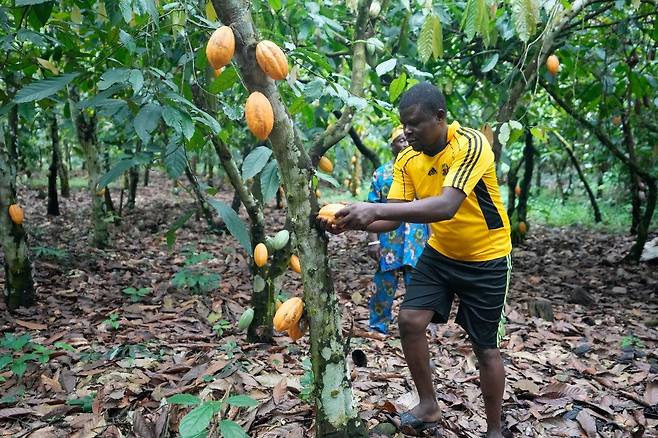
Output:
top-left (399, 82), bottom-right (448, 154)
top-left (390, 126), bottom-right (407, 156)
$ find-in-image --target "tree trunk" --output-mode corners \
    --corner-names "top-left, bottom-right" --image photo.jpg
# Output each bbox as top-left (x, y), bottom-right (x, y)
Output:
top-left (349, 152), bottom-right (362, 197)
top-left (506, 157), bottom-right (524, 218)
top-left (69, 92), bottom-right (109, 248)
top-left (622, 115), bottom-right (641, 235)
top-left (53, 116), bottom-right (70, 198)
top-left (535, 159), bottom-right (541, 190)
top-left (552, 131), bottom-right (601, 222)
top-left (47, 115), bottom-right (60, 216)
top-left (127, 143), bottom-right (140, 210)
top-left (517, 129), bottom-right (534, 225)
top-left (0, 104), bottom-right (35, 310)
top-left (144, 164), bottom-right (150, 187)
top-left (210, 1), bottom-right (371, 435)
top-left (625, 179), bottom-right (657, 263)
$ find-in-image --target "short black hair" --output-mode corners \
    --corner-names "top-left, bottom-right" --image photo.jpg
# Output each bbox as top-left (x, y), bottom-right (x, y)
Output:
top-left (399, 81), bottom-right (446, 115)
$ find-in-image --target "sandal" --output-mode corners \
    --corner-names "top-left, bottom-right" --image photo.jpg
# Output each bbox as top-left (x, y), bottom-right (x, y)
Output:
top-left (399, 411), bottom-right (439, 436)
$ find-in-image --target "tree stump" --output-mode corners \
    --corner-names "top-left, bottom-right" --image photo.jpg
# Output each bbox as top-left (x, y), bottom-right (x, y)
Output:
top-left (528, 298), bottom-right (554, 321)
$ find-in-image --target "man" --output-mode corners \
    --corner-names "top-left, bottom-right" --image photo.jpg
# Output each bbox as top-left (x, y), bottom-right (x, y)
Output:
top-left (318, 82), bottom-right (511, 437)
top-left (366, 127), bottom-right (429, 334)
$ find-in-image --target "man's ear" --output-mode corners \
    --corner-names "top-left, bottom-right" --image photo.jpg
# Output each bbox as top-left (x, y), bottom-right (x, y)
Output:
top-left (436, 109), bottom-right (446, 122)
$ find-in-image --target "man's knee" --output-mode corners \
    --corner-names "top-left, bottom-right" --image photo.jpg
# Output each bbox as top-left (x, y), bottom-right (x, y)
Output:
top-left (473, 345), bottom-right (501, 366)
top-left (399, 309), bottom-right (432, 336)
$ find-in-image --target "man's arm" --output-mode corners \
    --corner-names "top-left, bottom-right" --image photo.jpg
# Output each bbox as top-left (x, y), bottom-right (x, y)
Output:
top-left (335, 188), bottom-right (466, 231)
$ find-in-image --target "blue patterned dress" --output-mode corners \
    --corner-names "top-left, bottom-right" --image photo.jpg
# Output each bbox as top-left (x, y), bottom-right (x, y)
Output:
top-left (367, 161), bottom-right (430, 334)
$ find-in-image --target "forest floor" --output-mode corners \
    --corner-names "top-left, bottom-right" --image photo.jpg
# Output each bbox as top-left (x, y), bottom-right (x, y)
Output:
top-left (1, 174), bottom-right (657, 438)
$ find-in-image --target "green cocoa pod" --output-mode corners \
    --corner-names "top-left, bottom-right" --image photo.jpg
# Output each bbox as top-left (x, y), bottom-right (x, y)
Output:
top-left (238, 308), bottom-right (254, 330)
top-left (271, 230), bottom-right (290, 250)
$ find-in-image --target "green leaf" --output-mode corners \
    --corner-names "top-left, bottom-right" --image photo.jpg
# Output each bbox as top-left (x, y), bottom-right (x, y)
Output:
top-left (165, 210), bottom-right (194, 249)
top-left (119, 0), bottom-right (132, 23)
top-left (219, 420), bottom-right (249, 438)
top-left (16, 0), bottom-right (51, 5)
top-left (140, 0), bottom-right (159, 23)
top-left (163, 137), bottom-right (187, 179)
top-left (481, 53), bottom-right (499, 73)
top-left (98, 158), bottom-right (141, 188)
top-left (511, 0), bottom-right (539, 43)
top-left (418, 16), bottom-right (434, 64)
top-left (0, 355), bottom-right (12, 371)
top-left (208, 200), bottom-right (252, 255)
top-left (375, 58), bottom-right (397, 76)
top-left (14, 73), bottom-right (78, 103)
top-left (241, 146), bottom-right (272, 180)
top-left (98, 69), bottom-right (131, 90)
top-left (134, 102), bottom-right (162, 144)
top-left (461, 0), bottom-right (488, 42)
top-left (268, 0), bottom-right (282, 10)
top-left (431, 15), bottom-right (443, 59)
top-left (179, 401), bottom-right (222, 438)
top-left (119, 30), bottom-right (136, 53)
top-left (260, 160), bottom-right (280, 203)
top-left (128, 70), bottom-right (144, 94)
top-left (315, 171), bottom-right (339, 188)
top-left (226, 394), bottom-right (258, 407)
top-left (389, 72), bottom-right (407, 103)
top-left (168, 394), bottom-right (202, 406)
top-left (209, 67), bottom-right (238, 93)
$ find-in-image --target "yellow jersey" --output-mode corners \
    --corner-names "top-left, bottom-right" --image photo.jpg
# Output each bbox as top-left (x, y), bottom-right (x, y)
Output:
top-left (388, 121), bottom-right (512, 261)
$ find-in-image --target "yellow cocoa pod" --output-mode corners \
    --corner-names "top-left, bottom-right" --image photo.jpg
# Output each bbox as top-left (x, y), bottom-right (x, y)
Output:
top-left (245, 92), bottom-right (274, 140)
top-left (255, 40), bottom-right (289, 80)
top-left (8, 204), bottom-right (23, 225)
top-left (288, 321), bottom-right (304, 341)
top-left (318, 156), bottom-right (333, 173)
top-left (254, 243), bottom-right (268, 267)
top-left (206, 26), bottom-right (235, 69)
top-left (289, 255), bottom-right (301, 274)
top-left (317, 203), bottom-right (346, 225)
top-left (546, 55), bottom-right (559, 76)
top-left (273, 297), bottom-right (303, 331)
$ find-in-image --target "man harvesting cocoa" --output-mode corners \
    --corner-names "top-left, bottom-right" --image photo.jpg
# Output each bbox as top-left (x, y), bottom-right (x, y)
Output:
top-left (318, 81), bottom-right (512, 437)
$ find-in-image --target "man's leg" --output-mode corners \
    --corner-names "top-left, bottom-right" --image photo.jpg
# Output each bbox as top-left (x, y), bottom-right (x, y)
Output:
top-left (369, 270), bottom-right (398, 334)
top-left (398, 308), bottom-right (441, 422)
top-left (474, 345), bottom-right (505, 438)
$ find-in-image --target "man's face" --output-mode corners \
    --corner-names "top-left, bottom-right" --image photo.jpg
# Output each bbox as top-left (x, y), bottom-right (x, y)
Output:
top-left (391, 134), bottom-right (408, 156)
top-left (400, 104), bottom-right (445, 154)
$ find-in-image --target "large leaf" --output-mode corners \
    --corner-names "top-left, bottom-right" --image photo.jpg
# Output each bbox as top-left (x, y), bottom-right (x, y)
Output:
top-left (481, 53), bottom-right (499, 73)
top-left (168, 394), bottom-right (201, 406)
top-left (316, 171), bottom-right (339, 188)
top-left (431, 15), bottom-right (443, 59)
top-left (209, 67), bottom-right (238, 93)
top-left (226, 395), bottom-right (258, 407)
top-left (14, 73), bottom-right (78, 103)
top-left (134, 102), bottom-right (162, 144)
top-left (461, 0), bottom-right (489, 42)
top-left (389, 72), bottom-right (407, 103)
top-left (179, 401), bottom-right (221, 438)
top-left (15, 0), bottom-right (51, 5)
top-left (418, 15), bottom-right (434, 64)
top-left (511, 0), bottom-right (539, 43)
top-left (241, 146), bottom-right (272, 180)
top-left (375, 58), bottom-right (397, 76)
top-left (260, 160), bottom-right (280, 203)
top-left (98, 69), bottom-right (131, 91)
top-left (165, 210), bottom-right (194, 249)
top-left (219, 420), bottom-right (249, 438)
top-left (208, 200), bottom-right (252, 254)
top-left (98, 158), bottom-right (141, 189)
top-left (163, 137), bottom-right (187, 179)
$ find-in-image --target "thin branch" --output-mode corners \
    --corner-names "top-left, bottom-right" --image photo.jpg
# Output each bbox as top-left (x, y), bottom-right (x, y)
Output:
top-left (541, 80), bottom-right (655, 183)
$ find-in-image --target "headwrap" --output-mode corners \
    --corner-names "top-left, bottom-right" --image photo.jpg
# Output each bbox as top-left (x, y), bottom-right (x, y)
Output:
top-left (390, 126), bottom-right (404, 142)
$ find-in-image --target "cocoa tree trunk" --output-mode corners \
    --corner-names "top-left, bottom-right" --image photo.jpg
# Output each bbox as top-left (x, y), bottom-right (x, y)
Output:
top-left (143, 164), bottom-right (150, 187)
top-left (184, 163), bottom-right (218, 230)
top-left (1, 104), bottom-right (35, 310)
top-left (69, 91), bottom-right (109, 248)
top-left (127, 142), bottom-right (140, 210)
top-left (626, 179), bottom-right (656, 262)
top-left (552, 131), bottom-right (601, 222)
top-left (210, 0), bottom-right (373, 435)
top-left (47, 114), bottom-right (60, 216)
top-left (53, 115), bottom-right (70, 198)
top-left (622, 114), bottom-right (641, 234)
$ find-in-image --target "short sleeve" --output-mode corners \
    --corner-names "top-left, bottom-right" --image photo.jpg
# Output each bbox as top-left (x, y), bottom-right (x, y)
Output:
top-left (388, 151), bottom-right (416, 201)
top-left (443, 131), bottom-right (494, 196)
top-left (367, 170), bottom-right (382, 203)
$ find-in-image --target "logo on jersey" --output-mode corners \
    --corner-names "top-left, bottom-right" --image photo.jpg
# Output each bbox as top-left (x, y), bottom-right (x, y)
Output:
top-left (442, 164), bottom-right (449, 176)
top-left (427, 167), bottom-right (437, 176)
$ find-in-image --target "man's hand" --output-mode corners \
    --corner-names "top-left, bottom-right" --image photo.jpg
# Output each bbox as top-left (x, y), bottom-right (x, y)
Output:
top-left (316, 215), bottom-right (346, 235)
top-left (335, 202), bottom-right (379, 230)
